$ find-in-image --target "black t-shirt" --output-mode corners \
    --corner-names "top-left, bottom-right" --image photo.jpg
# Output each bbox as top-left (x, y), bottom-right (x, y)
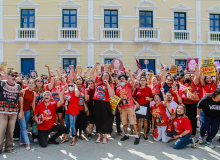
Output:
top-left (197, 96), bottom-right (220, 118)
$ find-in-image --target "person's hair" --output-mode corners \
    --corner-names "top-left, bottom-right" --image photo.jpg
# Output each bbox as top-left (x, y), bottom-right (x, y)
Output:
top-left (53, 76), bottom-right (61, 88)
top-left (153, 94), bottom-right (160, 100)
top-left (43, 91), bottom-right (51, 97)
top-left (34, 77), bottom-right (45, 93)
top-left (118, 74), bottom-right (128, 81)
top-left (100, 72), bottom-right (113, 84)
top-left (204, 76), bottom-right (213, 85)
top-left (152, 75), bottom-right (159, 81)
top-left (139, 76), bottom-right (147, 87)
top-left (86, 79), bottom-right (94, 88)
top-left (172, 104), bottom-right (186, 119)
top-left (166, 75), bottom-right (173, 80)
top-left (172, 82), bottom-right (180, 90)
top-left (77, 76), bottom-right (85, 85)
top-left (61, 74), bottom-right (68, 83)
top-left (166, 91), bottom-right (172, 95)
top-left (210, 88), bottom-right (220, 98)
top-left (27, 78), bottom-right (34, 84)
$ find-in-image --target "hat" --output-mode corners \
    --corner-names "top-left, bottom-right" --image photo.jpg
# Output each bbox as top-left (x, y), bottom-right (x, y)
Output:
top-left (177, 73), bottom-right (184, 79)
top-left (7, 70), bottom-right (18, 75)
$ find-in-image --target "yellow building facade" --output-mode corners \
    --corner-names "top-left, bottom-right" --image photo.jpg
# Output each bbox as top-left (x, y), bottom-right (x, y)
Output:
top-left (0, 0), bottom-right (220, 76)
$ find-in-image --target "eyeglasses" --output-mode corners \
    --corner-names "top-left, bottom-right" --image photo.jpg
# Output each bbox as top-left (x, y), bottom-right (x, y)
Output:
top-left (37, 80), bottom-right (43, 82)
top-left (43, 78), bottom-right (47, 80)
top-left (167, 79), bottom-right (173, 81)
top-left (68, 85), bottom-right (73, 87)
top-left (120, 78), bottom-right (126, 80)
top-left (11, 75), bottom-right (18, 77)
top-left (112, 75), bottom-right (117, 77)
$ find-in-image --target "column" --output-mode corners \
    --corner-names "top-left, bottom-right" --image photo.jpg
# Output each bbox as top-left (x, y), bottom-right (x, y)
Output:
top-left (196, 0), bottom-right (202, 66)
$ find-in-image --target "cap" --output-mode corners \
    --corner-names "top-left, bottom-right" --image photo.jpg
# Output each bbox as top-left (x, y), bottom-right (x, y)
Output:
top-left (7, 70), bottom-right (18, 75)
top-left (177, 73), bottom-right (184, 79)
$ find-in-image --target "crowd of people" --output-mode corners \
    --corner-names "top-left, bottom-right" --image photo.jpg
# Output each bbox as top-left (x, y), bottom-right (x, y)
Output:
top-left (0, 60), bottom-right (220, 154)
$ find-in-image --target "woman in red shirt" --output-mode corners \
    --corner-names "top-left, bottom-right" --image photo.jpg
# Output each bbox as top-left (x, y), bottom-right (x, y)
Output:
top-left (165, 104), bottom-right (200, 149)
top-left (61, 82), bottom-right (80, 146)
top-left (169, 82), bottom-right (182, 104)
top-left (18, 79), bottom-right (36, 151)
top-left (90, 62), bottom-right (115, 144)
top-left (133, 76), bottom-right (153, 140)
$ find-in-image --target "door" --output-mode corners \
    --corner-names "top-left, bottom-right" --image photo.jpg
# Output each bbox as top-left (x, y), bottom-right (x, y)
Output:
top-left (139, 59), bottom-right (155, 74)
top-left (21, 58), bottom-right (35, 76)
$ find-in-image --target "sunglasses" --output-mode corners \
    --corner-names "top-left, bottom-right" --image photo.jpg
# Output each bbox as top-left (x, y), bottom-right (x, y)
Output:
top-left (37, 80), bottom-right (43, 82)
top-left (68, 85), bottom-right (73, 87)
top-left (112, 75), bottom-right (117, 77)
top-left (43, 78), bottom-right (47, 80)
top-left (167, 79), bottom-right (173, 81)
top-left (11, 75), bottom-right (18, 77)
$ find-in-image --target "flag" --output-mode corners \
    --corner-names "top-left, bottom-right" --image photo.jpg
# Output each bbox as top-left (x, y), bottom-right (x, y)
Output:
top-left (135, 58), bottom-right (142, 69)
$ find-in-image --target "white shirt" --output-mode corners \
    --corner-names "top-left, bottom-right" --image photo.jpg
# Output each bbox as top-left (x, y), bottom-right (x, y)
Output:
top-left (162, 100), bottom-right (178, 118)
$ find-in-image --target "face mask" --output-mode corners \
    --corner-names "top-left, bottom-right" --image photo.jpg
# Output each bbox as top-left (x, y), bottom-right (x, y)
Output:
top-left (176, 113), bottom-right (184, 117)
top-left (16, 82), bottom-right (22, 86)
top-left (135, 76), bottom-right (137, 79)
top-left (43, 79), bottom-right (47, 83)
top-left (184, 79), bottom-right (191, 83)
top-left (69, 87), bottom-right (74, 91)
top-left (119, 82), bottom-right (126, 87)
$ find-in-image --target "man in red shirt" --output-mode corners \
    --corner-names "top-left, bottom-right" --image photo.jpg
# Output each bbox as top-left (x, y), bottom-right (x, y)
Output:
top-left (34, 86), bottom-right (67, 147)
top-left (116, 68), bottom-right (139, 145)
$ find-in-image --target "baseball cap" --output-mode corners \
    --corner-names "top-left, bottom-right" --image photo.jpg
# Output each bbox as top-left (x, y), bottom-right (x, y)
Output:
top-left (7, 70), bottom-right (18, 75)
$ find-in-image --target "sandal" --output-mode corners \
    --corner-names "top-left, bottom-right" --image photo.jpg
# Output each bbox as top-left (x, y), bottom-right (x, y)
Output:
top-left (26, 145), bottom-right (30, 151)
top-left (60, 139), bottom-right (69, 144)
top-left (70, 141), bottom-right (76, 146)
top-left (20, 143), bottom-right (26, 146)
top-left (191, 138), bottom-right (200, 148)
top-left (144, 135), bottom-right (148, 140)
top-left (217, 137), bottom-right (220, 143)
top-left (117, 132), bottom-right (123, 136)
top-left (79, 135), bottom-right (86, 140)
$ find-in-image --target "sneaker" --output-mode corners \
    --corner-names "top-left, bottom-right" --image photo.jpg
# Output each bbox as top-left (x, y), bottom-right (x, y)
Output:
top-left (13, 138), bottom-right (19, 141)
top-left (33, 138), bottom-right (38, 143)
top-left (103, 138), bottom-right (108, 144)
top-left (134, 138), bottom-right (140, 145)
top-left (198, 136), bottom-right (204, 144)
top-left (88, 134), bottom-right (92, 140)
top-left (5, 149), bottom-right (16, 154)
top-left (96, 137), bottom-right (102, 143)
top-left (205, 141), bottom-right (216, 149)
top-left (121, 135), bottom-right (129, 141)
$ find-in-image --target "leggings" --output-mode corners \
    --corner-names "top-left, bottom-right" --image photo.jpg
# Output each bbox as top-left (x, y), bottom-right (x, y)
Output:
top-left (75, 111), bottom-right (85, 135)
top-left (65, 114), bottom-right (78, 137)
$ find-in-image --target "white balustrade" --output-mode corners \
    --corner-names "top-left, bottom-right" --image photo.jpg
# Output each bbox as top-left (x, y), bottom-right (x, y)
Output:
top-left (134, 27), bottom-right (161, 42)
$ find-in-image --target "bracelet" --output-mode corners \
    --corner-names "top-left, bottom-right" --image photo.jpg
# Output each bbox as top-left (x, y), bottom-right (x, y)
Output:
top-left (179, 135), bottom-right (182, 137)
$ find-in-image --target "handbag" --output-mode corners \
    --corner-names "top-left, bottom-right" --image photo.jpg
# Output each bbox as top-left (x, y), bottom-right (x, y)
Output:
top-left (186, 88), bottom-right (199, 102)
top-left (31, 121), bottom-right (38, 135)
top-left (166, 119), bottom-right (174, 132)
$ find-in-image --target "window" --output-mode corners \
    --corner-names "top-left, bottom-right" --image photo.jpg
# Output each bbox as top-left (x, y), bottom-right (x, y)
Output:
top-left (104, 58), bottom-right (114, 64)
top-left (210, 14), bottom-right (220, 31)
top-left (175, 59), bottom-right (187, 71)
top-left (63, 58), bottom-right (76, 74)
top-left (139, 59), bottom-right (155, 74)
top-left (62, 9), bottom-right (77, 28)
top-left (104, 10), bottom-right (118, 28)
top-left (21, 9), bottom-right (35, 28)
top-left (139, 11), bottom-right (153, 28)
top-left (21, 58), bottom-right (35, 76)
top-left (174, 12), bottom-right (186, 30)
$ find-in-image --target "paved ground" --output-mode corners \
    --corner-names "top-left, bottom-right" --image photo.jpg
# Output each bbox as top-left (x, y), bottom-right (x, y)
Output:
top-left (1, 123), bottom-right (220, 160)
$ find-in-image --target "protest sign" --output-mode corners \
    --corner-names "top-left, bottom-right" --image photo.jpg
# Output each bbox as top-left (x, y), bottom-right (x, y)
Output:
top-left (85, 68), bottom-right (92, 78)
top-left (7, 68), bottom-right (14, 72)
top-left (30, 70), bottom-right (37, 78)
top-left (186, 58), bottom-right (198, 72)
top-left (1, 61), bottom-right (8, 71)
top-left (111, 59), bottom-right (124, 71)
top-left (110, 95), bottom-right (121, 115)
top-left (76, 65), bottom-right (82, 74)
top-left (202, 58), bottom-right (215, 76)
top-left (170, 65), bottom-right (177, 75)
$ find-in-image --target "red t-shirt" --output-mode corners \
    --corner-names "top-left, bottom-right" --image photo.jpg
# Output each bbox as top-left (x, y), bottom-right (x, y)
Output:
top-left (78, 90), bottom-right (85, 111)
top-left (173, 116), bottom-right (192, 135)
top-left (34, 102), bottom-right (57, 130)
top-left (169, 88), bottom-right (182, 104)
top-left (116, 83), bottom-right (134, 109)
top-left (64, 92), bottom-right (80, 115)
top-left (149, 84), bottom-right (161, 95)
top-left (93, 76), bottom-right (114, 102)
top-left (51, 87), bottom-right (63, 103)
top-left (181, 81), bottom-right (198, 104)
top-left (203, 82), bottom-right (216, 95)
top-left (132, 86), bottom-right (153, 105)
top-left (44, 84), bottom-right (49, 91)
top-left (151, 102), bottom-right (169, 126)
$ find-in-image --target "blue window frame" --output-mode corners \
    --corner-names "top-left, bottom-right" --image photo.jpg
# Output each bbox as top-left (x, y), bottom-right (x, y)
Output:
top-left (139, 11), bottom-right (153, 28)
top-left (63, 58), bottom-right (76, 74)
top-left (62, 9), bottom-right (77, 28)
top-left (174, 12), bottom-right (186, 30)
top-left (139, 59), bottom-right (155, 74)
top-left (104, 59), bottom-right (114, 64)
top-left (104, 10), bottom-right (118, 28)
top-left (21, 58), bottom-right (35, 76)
top-left (175, 59), bottom-right (187, 71)
top-left (210, 14), bottom-right (220, 31)
top-left (21, 9), bottom-right (35, 28)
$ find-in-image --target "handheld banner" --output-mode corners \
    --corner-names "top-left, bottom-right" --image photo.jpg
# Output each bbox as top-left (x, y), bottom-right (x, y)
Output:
top-left (202, 58), bottom-right (215, 76)
top-left (85, 68), bottom-right (92, 78)
top-left (186, 58), bottom-right (198, 72)
top-left (170, 65), bottom-right (177, 75)
top-left (76, 65), bottom-right (82, 74)
top-left (1, 61), bottom-right (8, 71)
top-left (110, 95), bottom-right (121, 115)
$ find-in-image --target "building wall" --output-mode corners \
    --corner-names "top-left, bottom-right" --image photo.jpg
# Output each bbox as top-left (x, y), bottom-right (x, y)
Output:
top-left (0, 0), bottom-right (220, 76)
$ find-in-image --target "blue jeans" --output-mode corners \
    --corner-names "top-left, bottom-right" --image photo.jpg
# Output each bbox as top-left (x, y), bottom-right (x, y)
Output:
top-left (17, 110), bottom-right (30, 144)
top-left (65, 114), bottom-right (78, 137)
top-left (200, 110), bottom-right (220, 142)
top-left (165, 130), bottom-right (193, 149)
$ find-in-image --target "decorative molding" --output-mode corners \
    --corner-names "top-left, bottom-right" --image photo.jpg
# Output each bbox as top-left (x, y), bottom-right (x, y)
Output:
top-left (171, 3), bottom-right (190, 17)
top-left (171, 48), bottom-right (191, 64)
top-left (135, 44), bottom-right (160, 65)
top-left (100, 0), bottom-right (122, 14)
top-left (135, 0), bottom-right (157, 17)
top-left (207, 5), bottom-right (220, 18)
top-left (100, 45), bottom-right (122, 64)
top-left (59, 0), bottom-right (81, 14)
top-left (207, 46), bottom-right (220, 59)
top-left (16, 0), bottom-right (39, 14)
top-left (16, 43), bottom-right (38, 63)
top-left (58, 47), bottom-right (81, 64)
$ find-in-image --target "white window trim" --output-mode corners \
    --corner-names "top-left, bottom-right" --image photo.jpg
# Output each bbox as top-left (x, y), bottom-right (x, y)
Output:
top-left (207, 5), bottom-right (220, 18)
top-left (100, 0), bottom-right (122, 14)
top-left (16, 43), bottom-right (38, 63)
top-left (100, 50), bottom-right (122, 64)
top-left (207, 46), bottom-right (220, 59)
top-left (171, 46), bottom-right (191, 64)
top-left (171, 3), bottom-right (190, 17)
top-left (59, 0), bottom-right (81, 14)
top-left (135, 0), bottom-right (157, 17)
top-left (16, 0), bottom-right (38, 14)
